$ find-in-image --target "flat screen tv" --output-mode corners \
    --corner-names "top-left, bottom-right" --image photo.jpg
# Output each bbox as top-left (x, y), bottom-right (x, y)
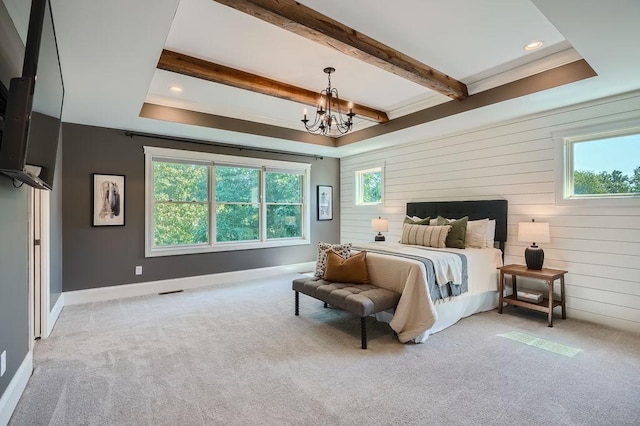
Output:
top-left (0, 0), bottom-right (64, 190)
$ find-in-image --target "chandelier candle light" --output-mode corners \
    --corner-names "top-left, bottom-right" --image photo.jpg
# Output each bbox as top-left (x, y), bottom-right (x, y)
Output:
top-left (302, 67), bottom-right (355, 136)
top-left (371, 217), bottom-right (389, 242)
top-left (518, 219), bottom-right (550, 270)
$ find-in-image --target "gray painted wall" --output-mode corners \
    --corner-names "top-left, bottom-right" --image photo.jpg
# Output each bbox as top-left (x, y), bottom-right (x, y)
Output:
top-left (0, 0), bottom-right (28, 401)
top-left (0, 179), bottom-right (30, 399)
top-left (50, 129), bottom-right (63, 308)
top-left (62, 123), bottom-right (340, 291)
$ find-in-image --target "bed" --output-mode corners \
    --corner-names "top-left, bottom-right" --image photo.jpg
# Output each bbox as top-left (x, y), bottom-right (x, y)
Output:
top-left (354, 199), bottom-right (508, 343)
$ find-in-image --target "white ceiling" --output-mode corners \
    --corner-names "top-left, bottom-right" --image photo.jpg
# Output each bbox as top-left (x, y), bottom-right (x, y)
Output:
top-left (7, 0), bottom-right (640, 158)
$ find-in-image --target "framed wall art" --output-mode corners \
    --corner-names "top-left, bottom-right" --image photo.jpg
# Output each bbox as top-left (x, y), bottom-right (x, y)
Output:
top-left (92, 173), bottom-right (125, 226)
top-left (317, 185), bottom-right (333, 220)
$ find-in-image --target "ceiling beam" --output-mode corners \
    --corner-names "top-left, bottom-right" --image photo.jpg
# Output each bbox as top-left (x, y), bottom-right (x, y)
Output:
top-left (157, 49), bottom-right (389, 124)
top-left (212, 0), bottom-right (468, 100)
top-left (139, 103), bottom-right (336, 147)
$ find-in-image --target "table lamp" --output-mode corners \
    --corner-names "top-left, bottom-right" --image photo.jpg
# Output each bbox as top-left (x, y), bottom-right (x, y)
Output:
top-left (371, 217), bottom-right (388, 241)
top-left (518, 219), bottom-right (550, 270)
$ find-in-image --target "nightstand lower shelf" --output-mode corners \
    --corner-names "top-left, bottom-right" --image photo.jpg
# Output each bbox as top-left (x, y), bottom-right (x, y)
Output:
top-left (501, 295), bottom-right (562, 313)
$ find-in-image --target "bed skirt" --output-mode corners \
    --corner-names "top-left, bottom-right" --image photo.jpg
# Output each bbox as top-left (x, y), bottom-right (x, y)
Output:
top-left (375, 290), bottom-right (499, 343)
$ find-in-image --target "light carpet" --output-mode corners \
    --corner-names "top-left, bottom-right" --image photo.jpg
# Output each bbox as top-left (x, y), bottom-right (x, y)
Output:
top-left (10, 273), bottom-right (640, 425)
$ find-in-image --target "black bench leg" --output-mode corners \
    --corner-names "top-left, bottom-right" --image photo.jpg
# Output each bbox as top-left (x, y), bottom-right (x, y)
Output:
top-left (295, 291), bottom-right (299, 316)
top-left (361, 317), bottom-right (367, 349)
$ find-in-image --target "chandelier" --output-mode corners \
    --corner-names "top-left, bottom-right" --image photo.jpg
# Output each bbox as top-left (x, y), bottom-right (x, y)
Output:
top-left (302, 67), bottom-right (355, 136)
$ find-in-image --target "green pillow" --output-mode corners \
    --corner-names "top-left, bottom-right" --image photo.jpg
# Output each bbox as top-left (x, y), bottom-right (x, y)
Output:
top-left (436, 216), bottom-right (468, 249)
top-left (404, 216), bottom-right (430, 225)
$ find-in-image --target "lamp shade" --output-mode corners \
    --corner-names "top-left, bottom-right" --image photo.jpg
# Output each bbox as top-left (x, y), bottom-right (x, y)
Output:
top-left (518, 221), bottom-right (550, 244)
top-left (371, 217), bottom-right (389, 232)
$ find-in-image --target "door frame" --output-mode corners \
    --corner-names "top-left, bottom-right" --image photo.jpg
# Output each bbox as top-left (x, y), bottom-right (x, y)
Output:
top-left (28, 187), bottom-right (52, 344)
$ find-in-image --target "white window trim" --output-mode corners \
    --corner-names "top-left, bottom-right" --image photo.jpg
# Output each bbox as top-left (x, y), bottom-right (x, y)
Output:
top-left (354, 164), bottom-right (384, 206)
top-left (553, 119), bottom-right (640, 208)
top-left (144, 146), bottom-right (311, 257)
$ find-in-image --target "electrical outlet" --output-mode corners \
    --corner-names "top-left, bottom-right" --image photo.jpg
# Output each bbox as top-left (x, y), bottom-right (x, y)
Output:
top-left (135, 266), bottom-right (143, 276)
top-left (1, 350), bottom-right (6, 376)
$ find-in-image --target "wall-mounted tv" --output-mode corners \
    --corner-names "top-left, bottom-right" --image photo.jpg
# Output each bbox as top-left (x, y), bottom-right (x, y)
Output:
top-left (0, 0), bottom-right (64, 190)
top-left (0, 80), bottom-right (8, 142)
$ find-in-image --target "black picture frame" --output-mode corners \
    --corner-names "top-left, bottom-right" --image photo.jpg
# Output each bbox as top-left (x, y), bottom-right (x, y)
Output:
top-left (317, 185), bottom-right (333, 220)
top-left (92, 173), bottom-right (125, 226)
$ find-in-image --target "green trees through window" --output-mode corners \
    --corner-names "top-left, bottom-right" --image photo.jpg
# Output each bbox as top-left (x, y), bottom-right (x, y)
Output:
top-left (266, 172), bottom-right (303, 239)
top-left (153, 161), bottom-right (209, 247)
top-left (151, 156), bottom-right (306, 250)
top-left (215, 166), bottom-right (260, 242)
top-left (355, 167), bottom-right (382, 205)
top-left (574, 167), bottom-right (640, 195)
top-left (362, 170), bottom-right (382, 203)
top-left (569, 132), bottom-right (640, 197)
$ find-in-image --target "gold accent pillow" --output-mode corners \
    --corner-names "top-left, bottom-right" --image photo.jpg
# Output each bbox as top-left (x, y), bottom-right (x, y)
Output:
top-left (323, 250), bottom-right (370, 284)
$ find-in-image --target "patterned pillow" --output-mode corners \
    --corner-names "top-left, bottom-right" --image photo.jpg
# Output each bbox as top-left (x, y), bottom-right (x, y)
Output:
top-left (315, 242), bottom-right (352, 277)
top-left (401, 224), bottom-right (451, 248)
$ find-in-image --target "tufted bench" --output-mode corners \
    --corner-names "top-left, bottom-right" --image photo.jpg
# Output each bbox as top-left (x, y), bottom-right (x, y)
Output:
top-left (292, 276), bottom-right (401, 349)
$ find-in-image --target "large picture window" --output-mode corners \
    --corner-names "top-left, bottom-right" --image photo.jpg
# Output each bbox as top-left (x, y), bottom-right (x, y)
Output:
top-left (144, 147), bottom-right (311, 257)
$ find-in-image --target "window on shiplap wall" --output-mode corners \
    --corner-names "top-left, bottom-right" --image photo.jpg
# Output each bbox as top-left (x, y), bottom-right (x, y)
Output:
top-left (559, 126), bottom-right (640, 203)
top-left (355, 166), bottom-right (383, 206)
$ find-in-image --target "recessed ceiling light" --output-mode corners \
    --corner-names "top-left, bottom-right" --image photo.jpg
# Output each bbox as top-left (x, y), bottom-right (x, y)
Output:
top-left (169, 86), bottom-right (183, 93)
top-left (524, 40), bottom-right (544, 51)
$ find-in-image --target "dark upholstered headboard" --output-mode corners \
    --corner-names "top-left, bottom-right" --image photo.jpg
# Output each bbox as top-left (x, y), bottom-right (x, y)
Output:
top-left (406, 200), bottom-right (508, 252)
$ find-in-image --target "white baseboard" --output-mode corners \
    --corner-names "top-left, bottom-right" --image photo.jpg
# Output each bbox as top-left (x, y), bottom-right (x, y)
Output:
top-left (44, 294), bottom-right (65, 338)
top-left (0, 352), bottom-right (32, 426)
top-left (64, 261), bottom-right (315, 305)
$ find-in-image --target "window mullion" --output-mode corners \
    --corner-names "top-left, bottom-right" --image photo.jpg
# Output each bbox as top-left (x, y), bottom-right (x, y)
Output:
top-left (214, 163), bottom-right (218, 246)
top-left (260, 167), bottom-right (266, 242)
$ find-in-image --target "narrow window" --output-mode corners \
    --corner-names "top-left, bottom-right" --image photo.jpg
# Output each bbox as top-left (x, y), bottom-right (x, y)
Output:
top-left (355, 167), bottom-right (383, 205)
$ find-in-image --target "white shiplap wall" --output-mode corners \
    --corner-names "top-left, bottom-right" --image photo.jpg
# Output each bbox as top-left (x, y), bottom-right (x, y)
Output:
top-left (340, 91), bottom-right (640, 333)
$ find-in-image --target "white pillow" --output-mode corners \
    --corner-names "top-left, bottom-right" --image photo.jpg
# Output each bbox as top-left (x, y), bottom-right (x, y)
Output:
top-left (485, 219), bottom-right (496, 247)
top-left (438, 217), bottom-right (497, 248)
top-left (466, 219), bottom-right (489, 248)
top-left (429, 218), bottom-right (438, 226)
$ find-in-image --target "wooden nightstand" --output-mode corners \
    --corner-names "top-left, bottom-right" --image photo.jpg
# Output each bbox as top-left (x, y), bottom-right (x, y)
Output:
top-left (497, 264), bottom-right (567, 327)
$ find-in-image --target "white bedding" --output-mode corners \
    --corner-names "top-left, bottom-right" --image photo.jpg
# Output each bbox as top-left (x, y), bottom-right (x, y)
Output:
top-left (355, 242), bottom-right (503, 343)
